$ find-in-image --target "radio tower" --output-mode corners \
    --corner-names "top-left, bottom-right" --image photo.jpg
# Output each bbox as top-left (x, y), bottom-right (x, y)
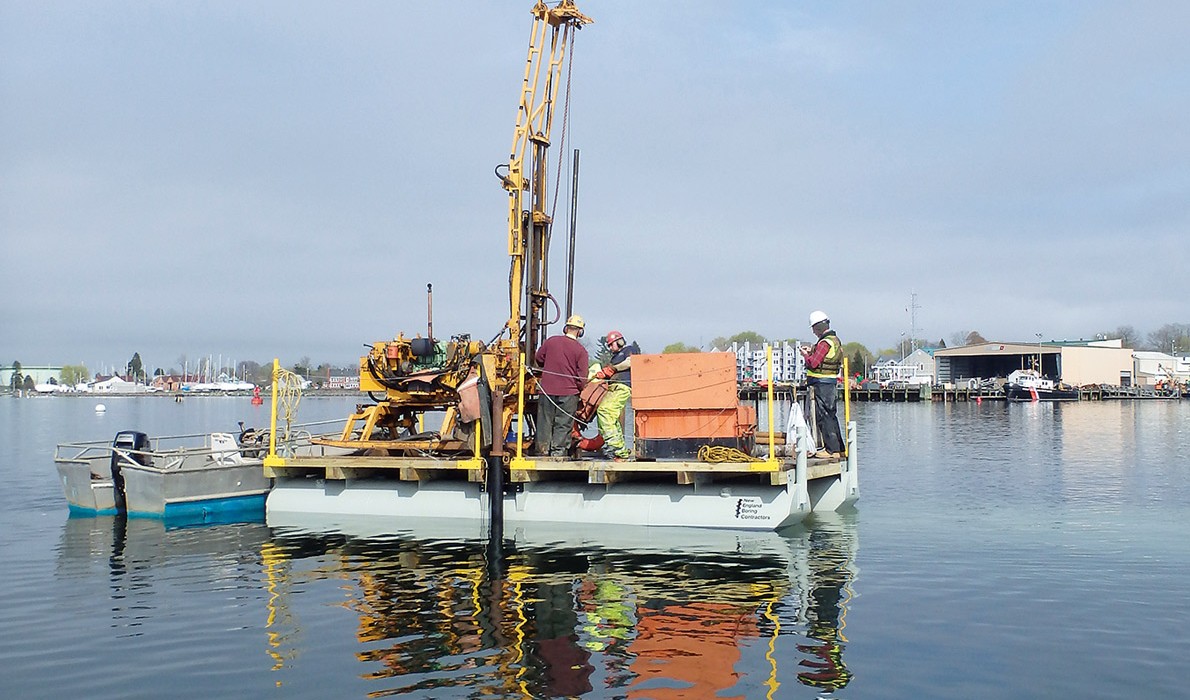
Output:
top-left (909, 292), bottom-right (921, 352)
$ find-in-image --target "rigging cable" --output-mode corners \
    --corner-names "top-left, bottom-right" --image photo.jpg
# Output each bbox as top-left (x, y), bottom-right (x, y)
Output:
top-left (550, 24), bottom-right (578, 223)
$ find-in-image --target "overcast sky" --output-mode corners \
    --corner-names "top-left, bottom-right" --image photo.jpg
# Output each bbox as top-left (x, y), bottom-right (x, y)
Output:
top-left (3, 1), bottom-right (1187, 373)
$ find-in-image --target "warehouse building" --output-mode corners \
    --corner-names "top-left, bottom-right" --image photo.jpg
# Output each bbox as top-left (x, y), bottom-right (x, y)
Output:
top-left (933, 339), bottom-right (1134, 387)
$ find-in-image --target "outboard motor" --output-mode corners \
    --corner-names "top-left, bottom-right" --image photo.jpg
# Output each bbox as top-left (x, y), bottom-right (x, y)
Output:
top-left (237, 421), bottom-right (263, 458)
top-left (110, 431), bottom-right (150, 513)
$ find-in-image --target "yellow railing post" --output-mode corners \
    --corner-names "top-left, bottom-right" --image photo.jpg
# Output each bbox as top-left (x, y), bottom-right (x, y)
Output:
top-left (456, 412), bottom-right (485, 471)
top-left (510, 353), bottom-right (535, 470)
top-left (843, 357), bottom-right (851, 457)
top-left (264, 358), bottom-right (284, 469)
top-left (764, 344), bottom-right (779, 471)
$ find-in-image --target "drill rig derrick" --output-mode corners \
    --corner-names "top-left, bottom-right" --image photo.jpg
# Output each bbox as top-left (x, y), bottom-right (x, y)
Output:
top-left (498, 0), bottom-right (592, 367)
top-left (486, 0), bottom-right (592, 454)
top-left (324, 1), bottom-right (592, 457)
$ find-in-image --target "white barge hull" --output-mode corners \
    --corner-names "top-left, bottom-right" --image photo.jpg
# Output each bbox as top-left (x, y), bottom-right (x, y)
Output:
top-left (267, 476), bottom-right (814, 531)
top-left (266, 421), bottom-right (858, 532)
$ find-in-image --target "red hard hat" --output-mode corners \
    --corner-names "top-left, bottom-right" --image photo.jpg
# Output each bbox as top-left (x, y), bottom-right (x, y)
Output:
top-left (606, 330), bottom-right (624, 345)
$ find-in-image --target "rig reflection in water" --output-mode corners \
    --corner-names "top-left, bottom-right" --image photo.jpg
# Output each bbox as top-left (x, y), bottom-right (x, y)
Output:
top-left (262, 516), bottom-right (859, 697)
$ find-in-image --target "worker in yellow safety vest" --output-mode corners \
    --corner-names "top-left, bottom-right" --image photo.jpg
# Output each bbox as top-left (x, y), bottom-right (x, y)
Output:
top-left (799, 310), bottom-right (845, 456)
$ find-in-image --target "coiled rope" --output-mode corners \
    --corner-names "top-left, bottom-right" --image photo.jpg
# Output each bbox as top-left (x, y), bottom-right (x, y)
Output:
top-left (697, 445), bottom-right (763, 463)
top-left (275, 368), bottom-right (304, 446)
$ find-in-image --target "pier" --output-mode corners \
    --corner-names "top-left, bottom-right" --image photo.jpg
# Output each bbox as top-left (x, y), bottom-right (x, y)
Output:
top-left (850, 385), bottom-right (1184, 402)
top-left (738, 383), bottom-right (1184, 403)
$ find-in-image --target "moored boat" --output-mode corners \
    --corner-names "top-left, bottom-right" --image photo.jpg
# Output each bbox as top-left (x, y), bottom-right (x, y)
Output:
top-left (54, 425), bottom-right (341, 520)
top-left (1003, 369), bottom-right (1080, 402)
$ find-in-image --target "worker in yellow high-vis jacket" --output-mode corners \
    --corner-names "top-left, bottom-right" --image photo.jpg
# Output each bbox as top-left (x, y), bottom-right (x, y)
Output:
top-left (592, 330), bottom-right (639, 461)
top-left (800, 310), bottom-right (845, 457)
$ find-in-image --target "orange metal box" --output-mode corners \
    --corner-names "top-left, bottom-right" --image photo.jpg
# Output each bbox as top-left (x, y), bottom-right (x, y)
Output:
top-left (631, 353), bottom-right (738, 410)
top-left (634, 406), bottom-right (757, 440)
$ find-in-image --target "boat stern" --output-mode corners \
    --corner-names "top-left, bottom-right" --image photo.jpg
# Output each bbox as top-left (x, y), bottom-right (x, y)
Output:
top-left (55, 459), bottom-right (118, 515)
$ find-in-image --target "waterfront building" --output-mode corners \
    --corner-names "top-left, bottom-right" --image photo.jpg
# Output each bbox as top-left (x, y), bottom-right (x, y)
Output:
top-left (934, 338), bottom-right (1134, 387)
top-left (324, 375), bottom-right (361, 390)
top-left (714, 341), bottom-right (805, 384)
top-left (1, 364), bottom-right (63, 387)
top-left (1132, 351), bottom-right (1190, 387)
top-left (870, 348), bottom-right (936, 386)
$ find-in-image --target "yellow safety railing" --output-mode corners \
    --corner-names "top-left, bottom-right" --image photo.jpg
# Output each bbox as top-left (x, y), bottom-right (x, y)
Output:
top-left (264, 358), bottom-right (283, 468)
top-left (509, 353), bottom-right (535, 470)
top-left (763, 344), bottom-right (780, 471)
top-left (842, 357), bottom-right (851, 458)
top-left (456, 404), bottom-right (485, 470)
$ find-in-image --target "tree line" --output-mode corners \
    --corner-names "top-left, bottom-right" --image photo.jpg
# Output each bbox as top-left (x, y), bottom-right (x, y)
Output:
top-left (9, 323), bottom-right (1187, 392)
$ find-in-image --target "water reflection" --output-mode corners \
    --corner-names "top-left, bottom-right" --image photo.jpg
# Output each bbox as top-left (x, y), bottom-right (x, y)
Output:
top-left (56, 515), bottom-right (272, 635)
top-left (264, 515), bottom-right (859, 697)
top-left (53, 513), bottom-right (859, 696)
top-left (797, 519), bottom-right (855, 691)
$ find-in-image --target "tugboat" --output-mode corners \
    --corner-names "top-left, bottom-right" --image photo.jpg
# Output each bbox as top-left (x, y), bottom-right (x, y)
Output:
top-left (1003, 369), bottom-right (1079, 402)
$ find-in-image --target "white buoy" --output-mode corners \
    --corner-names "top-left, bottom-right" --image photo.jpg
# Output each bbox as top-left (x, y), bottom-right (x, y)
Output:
top-left (95, 403), bottom-right (106, 413)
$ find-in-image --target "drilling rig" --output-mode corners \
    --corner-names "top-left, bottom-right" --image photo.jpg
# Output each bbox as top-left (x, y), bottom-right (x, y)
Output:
top-left (316, 1), bottom-right (593, 457)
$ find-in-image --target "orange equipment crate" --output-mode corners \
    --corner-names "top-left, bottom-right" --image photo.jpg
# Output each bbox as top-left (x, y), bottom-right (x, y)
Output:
top-left (630, 353), bottom-right (757, 459)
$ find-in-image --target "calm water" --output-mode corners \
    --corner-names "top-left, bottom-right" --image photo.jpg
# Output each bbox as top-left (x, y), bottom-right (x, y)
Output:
top-left (2, 395), bottom-right (1188, 699)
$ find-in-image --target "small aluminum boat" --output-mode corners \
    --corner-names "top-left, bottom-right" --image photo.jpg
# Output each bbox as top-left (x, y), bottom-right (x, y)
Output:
top-left (54, 426), bottom-right (341, 520)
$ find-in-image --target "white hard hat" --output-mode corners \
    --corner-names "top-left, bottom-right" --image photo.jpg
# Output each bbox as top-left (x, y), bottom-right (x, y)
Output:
top-left (809, 310), bottom-right (829, 327)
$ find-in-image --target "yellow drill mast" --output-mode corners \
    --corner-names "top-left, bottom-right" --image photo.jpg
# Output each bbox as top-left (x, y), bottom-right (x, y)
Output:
top-left (501, 0), bottom-right (592, 363)
top-left (328, 1), bottom-right (592, 455)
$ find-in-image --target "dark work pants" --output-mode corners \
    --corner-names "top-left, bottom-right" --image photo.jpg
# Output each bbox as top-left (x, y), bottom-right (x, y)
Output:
top-left (536, 393), bottom-right (579, 456)
top-left (808, 377), bottom-right (845, 454)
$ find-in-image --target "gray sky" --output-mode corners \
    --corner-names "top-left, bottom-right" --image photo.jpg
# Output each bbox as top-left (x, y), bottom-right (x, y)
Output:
top-left (3, 1), bottom-right (1187, 372)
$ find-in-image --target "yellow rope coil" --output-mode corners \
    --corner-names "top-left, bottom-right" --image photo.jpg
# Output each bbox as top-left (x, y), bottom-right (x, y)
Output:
top-left (697, 445), bottom-right (763, 463)
top-left (275, 368), bottom-right (303, 444)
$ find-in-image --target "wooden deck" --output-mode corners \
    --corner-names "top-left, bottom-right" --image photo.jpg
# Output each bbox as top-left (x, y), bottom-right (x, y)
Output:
top-left (264, 453), bottom-right (845, 487)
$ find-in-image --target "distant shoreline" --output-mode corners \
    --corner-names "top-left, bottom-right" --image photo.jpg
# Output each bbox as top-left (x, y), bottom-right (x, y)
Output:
top-left (1, 389), bottom-right (362, 399)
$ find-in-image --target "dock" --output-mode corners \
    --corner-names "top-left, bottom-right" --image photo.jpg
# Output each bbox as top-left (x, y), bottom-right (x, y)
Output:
top-left (736, 382), bottom-right (1182, 403)
top-left (844, 385), bottom-right (1185, 402)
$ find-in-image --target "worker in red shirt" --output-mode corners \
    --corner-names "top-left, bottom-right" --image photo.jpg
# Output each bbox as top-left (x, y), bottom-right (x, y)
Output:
top-left (535, 315), bottom-right (590, 457)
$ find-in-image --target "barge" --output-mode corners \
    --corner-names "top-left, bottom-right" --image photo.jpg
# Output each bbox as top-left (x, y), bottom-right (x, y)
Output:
top-left (263, 350), bottom-right (859, 531)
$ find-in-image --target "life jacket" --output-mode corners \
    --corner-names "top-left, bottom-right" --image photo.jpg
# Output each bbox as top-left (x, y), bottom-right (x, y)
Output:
top-left (806, 332), bottom-right (843, 379)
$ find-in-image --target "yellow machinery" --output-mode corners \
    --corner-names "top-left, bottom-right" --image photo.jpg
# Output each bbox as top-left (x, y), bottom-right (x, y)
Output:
top-left (317, 1), bottom-right (593, 456)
